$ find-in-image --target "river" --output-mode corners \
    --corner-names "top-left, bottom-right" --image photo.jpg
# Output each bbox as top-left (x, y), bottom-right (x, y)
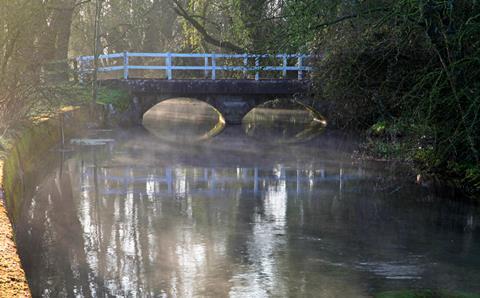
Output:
top-left (12, 99), bottom-right (480, 297)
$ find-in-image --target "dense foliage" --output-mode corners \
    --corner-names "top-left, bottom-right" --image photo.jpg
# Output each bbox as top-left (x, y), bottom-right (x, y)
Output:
top-left (307, 0), bottom-right (480, 196)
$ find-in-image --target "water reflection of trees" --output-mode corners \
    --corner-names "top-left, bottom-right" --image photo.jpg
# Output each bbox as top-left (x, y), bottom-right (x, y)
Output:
top-left (16, 147), bottom-right (480, 296)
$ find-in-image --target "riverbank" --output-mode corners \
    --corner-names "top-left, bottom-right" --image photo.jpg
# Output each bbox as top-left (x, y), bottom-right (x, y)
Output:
top-left (355, 121), bottom-right (480, 200)
top-left (0, 160), bottom-right (29, 297)
top-left (0, 106), bottom-right (93, 297)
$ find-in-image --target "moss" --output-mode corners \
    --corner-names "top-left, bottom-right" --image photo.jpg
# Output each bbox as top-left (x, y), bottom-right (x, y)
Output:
top-left (96, 86), bottom-right (130, 111)
top-left (370, 121), bottom-right (387, 136)
top-left (1, 124), bottom-right (58, 221)
top-left (3, 148), bottom-right (23, 221)
top-left (1, 107), bottom-right (91, 221)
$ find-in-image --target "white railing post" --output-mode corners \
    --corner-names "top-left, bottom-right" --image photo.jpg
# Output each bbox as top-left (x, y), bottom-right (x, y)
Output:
top-left (123, 51), bottom-right (129, 79)
top-left (77, 52), bottom-right (311, 80)
top-left (77, 57), bottom-right (84, 83)
top-left (204, 55), bottom-right (209, 79)
top-left (297, 55), bottom-right (303, 80)
top-left (211, 53), bottom-right (216, 80)
top-left (243, 54), bottom-right (248, 79)
top-left (166, 52), bottom-right (172, 80)
top-left (255, 55), bottom-right (260, 81)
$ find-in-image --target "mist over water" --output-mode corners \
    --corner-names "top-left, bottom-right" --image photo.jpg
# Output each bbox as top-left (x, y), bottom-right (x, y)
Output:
top-left (13, 100), bottom-right (480, 297)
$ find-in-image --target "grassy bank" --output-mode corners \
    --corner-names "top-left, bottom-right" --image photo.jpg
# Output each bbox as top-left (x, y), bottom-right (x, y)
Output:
top-left (35, 83), bottom-right (131, 112)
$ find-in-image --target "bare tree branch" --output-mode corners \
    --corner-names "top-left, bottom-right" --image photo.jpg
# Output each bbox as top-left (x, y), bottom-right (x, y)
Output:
top-left (313, 8), bottom-right (389, 29)
top-left (171, 0), bottom-right (244, 52)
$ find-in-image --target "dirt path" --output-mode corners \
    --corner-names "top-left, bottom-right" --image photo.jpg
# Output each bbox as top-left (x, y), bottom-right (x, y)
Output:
top-left (0, 160), bottom-right (30, 297)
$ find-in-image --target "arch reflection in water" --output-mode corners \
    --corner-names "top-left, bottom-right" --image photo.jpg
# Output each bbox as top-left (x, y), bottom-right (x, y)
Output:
top-left (14, 130), bottom-right (480, 297)
top-left (142, 97), bottom-right (225, 142)
top-left (243, 107), bottom-right (325, 143)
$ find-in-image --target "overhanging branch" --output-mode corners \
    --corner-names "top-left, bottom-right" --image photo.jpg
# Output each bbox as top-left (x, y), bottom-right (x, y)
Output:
top-left (171, 0), bottom-right (244, 52)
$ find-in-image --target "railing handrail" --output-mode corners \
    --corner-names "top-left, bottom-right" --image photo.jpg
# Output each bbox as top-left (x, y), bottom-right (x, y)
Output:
top-left (76, 52), bottom-right (313, 81)
top-left (78, 52), bottom-right (311, 60)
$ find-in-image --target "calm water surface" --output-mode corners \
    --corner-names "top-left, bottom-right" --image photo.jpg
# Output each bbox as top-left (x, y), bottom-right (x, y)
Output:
top-left (13, 101), bottom-right (480, 297)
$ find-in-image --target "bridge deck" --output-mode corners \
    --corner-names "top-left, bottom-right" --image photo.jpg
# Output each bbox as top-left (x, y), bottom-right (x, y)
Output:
top-left (102, 79), bottom-right (311, 95)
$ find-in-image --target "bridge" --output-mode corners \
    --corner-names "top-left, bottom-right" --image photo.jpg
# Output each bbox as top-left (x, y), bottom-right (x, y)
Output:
top-left (77, 52), bottom-right (317, 125)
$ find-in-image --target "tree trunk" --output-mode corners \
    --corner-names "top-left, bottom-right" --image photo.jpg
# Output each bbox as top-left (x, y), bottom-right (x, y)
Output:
top-left (143, 0), bottom-right (162, 52)
top-left (53, 4), bottom-right (75, 81)
top-left (38, 0), bottom-right (76, 82)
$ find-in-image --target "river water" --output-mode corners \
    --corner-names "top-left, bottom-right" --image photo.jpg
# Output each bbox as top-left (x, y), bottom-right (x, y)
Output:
top-left (13, 100), bottom-right (480, 297)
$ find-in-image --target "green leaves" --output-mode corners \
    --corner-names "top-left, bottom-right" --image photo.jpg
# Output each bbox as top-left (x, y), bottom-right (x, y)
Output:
top-left (308, 0), bottom-right (480, 197)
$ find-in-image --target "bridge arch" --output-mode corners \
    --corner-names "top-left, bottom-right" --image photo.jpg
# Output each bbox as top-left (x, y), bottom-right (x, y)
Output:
top-left (102, 79), bottom-right (324, 126)
top-left (142, 98), bottom-right (227, 141)
top-left (131, 93), bottom-right (274, 125)
top-left (142, 97), bottom-right (226, 124)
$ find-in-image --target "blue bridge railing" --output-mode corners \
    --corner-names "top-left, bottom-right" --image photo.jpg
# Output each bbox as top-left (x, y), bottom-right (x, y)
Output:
top-left (77, 52), bottom-right (313, 81)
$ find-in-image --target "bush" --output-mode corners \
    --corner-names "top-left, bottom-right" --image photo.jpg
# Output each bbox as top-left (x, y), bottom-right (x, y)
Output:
top-left (311, 0), bottom-right (480, 197)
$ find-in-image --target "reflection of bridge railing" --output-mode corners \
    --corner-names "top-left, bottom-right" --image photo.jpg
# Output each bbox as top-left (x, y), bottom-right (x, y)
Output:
top-left (77, 52), bottom-right (313, 81)
top-left (82, 166), bottom-right (362, 197)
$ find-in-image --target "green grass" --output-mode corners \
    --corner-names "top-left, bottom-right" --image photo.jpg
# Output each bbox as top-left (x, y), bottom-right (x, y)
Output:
top-left (38, 82), bottom-right (131, 112)
top-left (95, 86), bottom-right (130, 111)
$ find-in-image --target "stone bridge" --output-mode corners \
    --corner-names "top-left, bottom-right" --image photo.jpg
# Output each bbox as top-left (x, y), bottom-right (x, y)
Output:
top-left (78, 52), bottom-right (320, 125)
top-left (101, 79), bottom-right (313, 124)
